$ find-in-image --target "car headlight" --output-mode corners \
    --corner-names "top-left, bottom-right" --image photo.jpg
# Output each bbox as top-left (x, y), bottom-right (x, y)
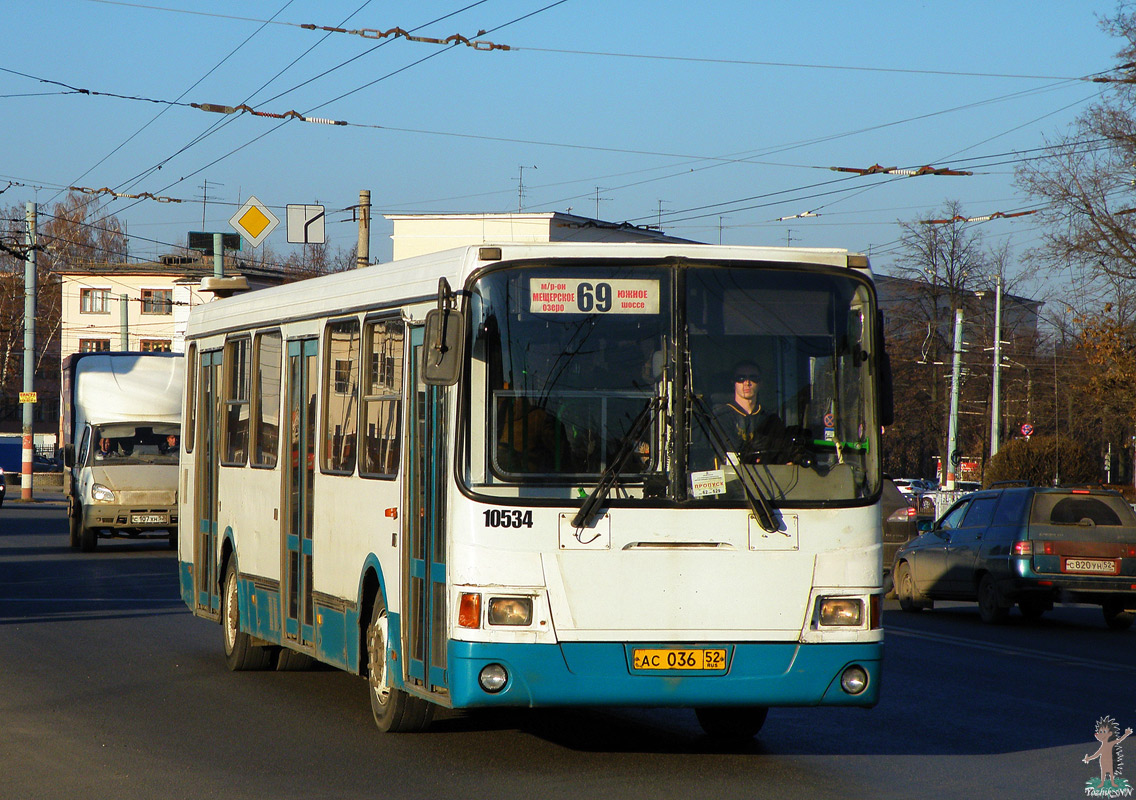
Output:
top-left (817, 597), bottom-right (863, 627)
top-left (91, 483), bottom-right (116, 503)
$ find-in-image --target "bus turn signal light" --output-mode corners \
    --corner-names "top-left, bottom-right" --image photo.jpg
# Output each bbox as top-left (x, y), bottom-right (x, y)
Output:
top-left (458, 593), bottom-right (481, 628)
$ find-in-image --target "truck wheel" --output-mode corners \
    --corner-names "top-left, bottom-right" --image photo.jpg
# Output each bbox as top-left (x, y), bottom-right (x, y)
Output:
top-left (366, 598), bottom-right (434, 732)
top-left (68, 502), bottom-right (81, 549)
top-left (222, 560), bottom-right (274, 670)
top-left (79, 520), bottom-right (98, 552)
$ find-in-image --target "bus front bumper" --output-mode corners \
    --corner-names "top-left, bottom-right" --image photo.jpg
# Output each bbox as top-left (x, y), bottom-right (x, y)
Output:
top-left (446, 640), bottom-right (881, 709)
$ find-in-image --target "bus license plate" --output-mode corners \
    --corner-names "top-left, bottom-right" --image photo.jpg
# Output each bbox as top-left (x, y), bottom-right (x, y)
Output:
top-left (1063, 558), bottom-right (1117, 574)
top-left (131, 513), bottom-right (167, 525)
top-left (632, 648), bottom-right (727, 671)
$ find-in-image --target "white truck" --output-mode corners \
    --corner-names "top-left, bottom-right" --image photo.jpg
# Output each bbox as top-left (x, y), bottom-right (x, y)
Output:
top-left (61, 352), bottom-right (184, 551)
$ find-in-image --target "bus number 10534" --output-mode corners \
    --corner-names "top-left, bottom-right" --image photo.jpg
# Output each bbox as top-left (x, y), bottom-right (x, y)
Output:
top-left (483, 509), bottom-right (534, 529)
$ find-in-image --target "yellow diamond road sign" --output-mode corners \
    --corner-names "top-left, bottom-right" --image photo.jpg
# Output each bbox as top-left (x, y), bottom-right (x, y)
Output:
top-left (229, 196), bottom-right (279, 248)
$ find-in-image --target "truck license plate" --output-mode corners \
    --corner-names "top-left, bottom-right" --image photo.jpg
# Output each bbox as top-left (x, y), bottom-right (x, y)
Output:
top-left (632, 648), bottom-right (727, 671)
top-left (1063, 558), bottom-right (1117, 574)
top-left (131, 514), bottom-right (167, 525)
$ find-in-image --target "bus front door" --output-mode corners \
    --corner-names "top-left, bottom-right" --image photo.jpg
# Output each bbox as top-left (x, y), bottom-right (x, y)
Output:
top-left (195, 349), bottom-right (222, 619)
top-left (283, 338), bottom-right (318, 649)
top-left (405, 327), bottom-right (448, 696)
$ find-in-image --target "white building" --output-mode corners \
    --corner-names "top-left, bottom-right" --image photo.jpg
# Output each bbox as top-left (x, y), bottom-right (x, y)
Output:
top-left (385, 212), bottom-right (692, 261)
top-left (59, 258), bottom-right (208, 359)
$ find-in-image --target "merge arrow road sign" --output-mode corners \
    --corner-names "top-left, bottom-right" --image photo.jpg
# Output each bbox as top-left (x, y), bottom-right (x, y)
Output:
top-left (229, 196), bottom-right (279, 247)
top-left (287, 205), bottom-right (326, 244)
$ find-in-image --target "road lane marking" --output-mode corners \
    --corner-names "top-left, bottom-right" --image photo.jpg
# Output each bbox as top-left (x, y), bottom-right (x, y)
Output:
top-left (886, 625), bottom-right (1131, 673)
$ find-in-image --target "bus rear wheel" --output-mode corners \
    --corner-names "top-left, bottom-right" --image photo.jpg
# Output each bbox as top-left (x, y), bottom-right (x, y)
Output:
top-left (695, 706), bottom-right (769, 739)
top-left (366, 599), bottom-right (434, 732)
top-left (222, 561), bottom-right (274, 671)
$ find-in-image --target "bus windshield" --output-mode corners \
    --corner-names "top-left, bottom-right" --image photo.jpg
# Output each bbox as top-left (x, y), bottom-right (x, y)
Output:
top-left (463, 261), bottom-right (880, 505)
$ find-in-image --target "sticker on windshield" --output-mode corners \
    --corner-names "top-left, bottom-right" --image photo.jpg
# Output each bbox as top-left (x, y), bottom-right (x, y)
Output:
top-left (529, 279), bottom-right (660, 315)
top-left (691, 469), bottom-right (727, 498)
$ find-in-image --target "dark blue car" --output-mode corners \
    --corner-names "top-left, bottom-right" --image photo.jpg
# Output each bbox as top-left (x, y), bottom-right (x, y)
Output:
top-left (893, 486), bottom-right (1136, 629)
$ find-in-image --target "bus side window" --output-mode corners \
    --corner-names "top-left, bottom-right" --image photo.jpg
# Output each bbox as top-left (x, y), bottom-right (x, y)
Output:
top-left (223, 336), bottom-right (251, 466)
top-left (360, 318), bottom-right (404, 479)
top-left (323, 318), bottom-right (360, 475)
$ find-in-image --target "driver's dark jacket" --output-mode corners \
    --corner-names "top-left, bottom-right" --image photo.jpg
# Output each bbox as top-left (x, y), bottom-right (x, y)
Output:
top-left (712, 401), bottom-right (790, 461)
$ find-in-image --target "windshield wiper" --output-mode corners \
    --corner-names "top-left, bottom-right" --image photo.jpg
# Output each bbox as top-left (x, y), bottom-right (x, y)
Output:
top-left (571, 397), bottom-right (659, 530)
top-left (689, 394), bottom-right (779, 533)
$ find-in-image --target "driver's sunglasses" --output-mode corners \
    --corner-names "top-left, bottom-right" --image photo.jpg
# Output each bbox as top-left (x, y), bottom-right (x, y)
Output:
top-left (734, 373), bottom-right (760, 383)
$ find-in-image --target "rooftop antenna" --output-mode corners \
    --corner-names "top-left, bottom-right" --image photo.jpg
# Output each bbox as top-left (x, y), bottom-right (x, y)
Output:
top-left (199, 179), bottom-right (224, 228)
top-left (594, 186), bottom-right (611, 219)
top-left (516, 165), bottom-right (536, 211)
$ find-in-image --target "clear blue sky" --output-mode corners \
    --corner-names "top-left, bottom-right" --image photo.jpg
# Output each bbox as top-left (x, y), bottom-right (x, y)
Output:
top-left (1, 0), bottom-right (1123, 288)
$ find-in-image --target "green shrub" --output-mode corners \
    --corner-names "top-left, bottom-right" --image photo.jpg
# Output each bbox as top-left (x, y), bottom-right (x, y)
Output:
top-left (984, 435), bottom-right (1099, 488)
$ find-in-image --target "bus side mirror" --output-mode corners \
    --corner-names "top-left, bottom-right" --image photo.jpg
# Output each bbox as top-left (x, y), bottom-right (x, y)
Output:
top-left (423, 278), bottom-right (464, 386)
top-left (63, 443), bottom-right (75, 468)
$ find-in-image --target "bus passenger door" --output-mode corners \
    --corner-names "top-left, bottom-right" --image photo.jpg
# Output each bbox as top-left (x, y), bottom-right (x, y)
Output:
top-left (405, 326), bottom-right (448, 695)
top-left (194, 349), bottom-right (222, 618)
top-left (283, 338), bottom-right (318, 648)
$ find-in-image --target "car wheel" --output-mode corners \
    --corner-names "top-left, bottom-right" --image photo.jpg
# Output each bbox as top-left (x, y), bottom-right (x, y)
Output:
top-left (695, 706), bottom-right (769, 739)
top-left (1017, 597), bottom-right (1050, 620)
top-left (977, 574), bottom-right (1010, 624)
top-left (1102, 601), bottom-right (1135, 631)
top-left (366, 597), bottom-right (434, 732)
top-left (222, 560), bottom-right (274, 671)
top-left (896, 562), bottom-right (928, 612)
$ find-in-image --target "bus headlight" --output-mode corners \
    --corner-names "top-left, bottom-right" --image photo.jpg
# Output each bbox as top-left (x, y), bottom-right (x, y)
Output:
top-left (91, 483), bottom-right (116, 503)
top-left (817, 597), bottom-right (863, 627)
top-left (488, 597), bottom-right (532, 626)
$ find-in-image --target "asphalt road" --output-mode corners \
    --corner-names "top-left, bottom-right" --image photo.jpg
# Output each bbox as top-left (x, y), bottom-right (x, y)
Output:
top-left (2, 495), bottom-right (1134, 800)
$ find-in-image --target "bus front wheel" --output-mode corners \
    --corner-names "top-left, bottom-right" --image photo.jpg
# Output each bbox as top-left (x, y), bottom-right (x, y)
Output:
top-left (695, 706), bottom-right (769, 739)
top-left (366, 599), bottom-right (434, 732)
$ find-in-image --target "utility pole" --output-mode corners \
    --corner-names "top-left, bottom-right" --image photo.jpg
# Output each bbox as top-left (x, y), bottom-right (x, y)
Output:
top-left (945, 308), bottom-right (964, 491)
top-left (22, 202), bottom-right (36, 501)
top-left (989, 273), bottom-right (1003, 457)
top-left (356, 189), bottom-right (370, 269)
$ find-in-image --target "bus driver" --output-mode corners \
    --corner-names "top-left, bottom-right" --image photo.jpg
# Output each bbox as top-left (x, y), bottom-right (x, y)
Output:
top-left (713, 361), bottom-right (791, 464)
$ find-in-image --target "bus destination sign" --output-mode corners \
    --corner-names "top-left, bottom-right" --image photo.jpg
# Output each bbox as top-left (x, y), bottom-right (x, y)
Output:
top-left (529, 278), bottom-right (660, 315)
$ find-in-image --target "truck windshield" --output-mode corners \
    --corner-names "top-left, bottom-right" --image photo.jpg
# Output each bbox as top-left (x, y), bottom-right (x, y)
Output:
top-left (90, 423), bottom-right (181, 466)
top-left (462, 261), bottom-right (880, 505)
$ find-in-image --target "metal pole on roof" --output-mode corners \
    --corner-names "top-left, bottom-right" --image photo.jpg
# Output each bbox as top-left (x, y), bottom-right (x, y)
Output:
top-left (21, 202), bottom-right (36, 501)
top-left (356, 190), bottom-right (370, 269)
top-left (213, 232), bottom-right (224, 278)
top-left (120, 294), bottom-right (129, 350)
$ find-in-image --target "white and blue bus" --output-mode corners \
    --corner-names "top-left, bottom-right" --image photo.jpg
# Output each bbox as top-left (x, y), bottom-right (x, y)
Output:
top-left (178, 242), bottom-right (890, 737)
